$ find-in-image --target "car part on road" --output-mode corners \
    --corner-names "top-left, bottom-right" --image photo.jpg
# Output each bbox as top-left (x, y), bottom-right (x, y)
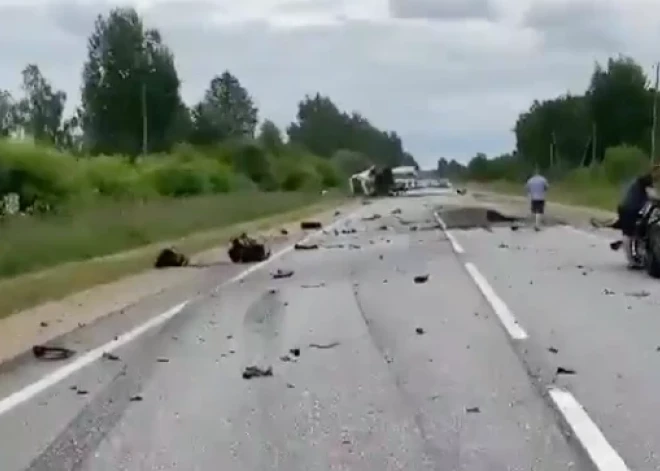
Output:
top-left (289, 348), bottom-right (301, 357)
top-left (154, 247), bottom-right (190, 268)
top-left (294, 243), bottom-right (319, 250)
top-left (242, 365), bottom-right (273, 379)
top-left (227, 233), bottom-right (271, 263)
top-left (466, 406), bottom-right (480, 413)
top-left (414, 274), bottom-right (429, 284)
top-left (556, 367), bottom-right (576, 375)
top-left (32, 345), bottom-right (76, 361)
top-left (362, 214), bottom-right (382, 221)
top-left (271, 269), bottom-right (294, 279)
top-left (309, 341), bottom-right (340, 349)
top-left (415, 327), bottom-right (425, 335)
top-left (101, 352), bottom-right (120, 361)
top-left (300, 221), bottom-right (322, 230)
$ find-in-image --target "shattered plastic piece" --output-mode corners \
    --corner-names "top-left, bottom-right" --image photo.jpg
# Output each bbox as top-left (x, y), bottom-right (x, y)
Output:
top-left (603, 289), bottom-right (615, 295)
top-left (129, 395), bottom-right (143, 402)
top-left (294, 243), bottom-right (319, 250)
top-left (290, 348), bottom-right (301, 357)
top-left (32, 345), bottom-right (76, 361)
top-left (415, 327), bottom-right (425, 335)
top-left (466, 406), bottom-right (480, 413)
top-left (556, 367), bottom-right (576, 375)
top-left (414, 275), bottom-right (429, 284)
top-left (309, 341), bottom-right (340, 349)
top-left (76, 389), bottom-right (89, 396)
top-left (102, 352), bottom-right (120, 361)
top-left (498, 243), bottom-right (509, 249)
top-left (362, 214), bottom-right (382, 221)
top-left (548, 347), bottom-right (558, 354)
top-left (272, 269), bottom-right (294, 279)
top-left (301, 221), bottom-right (322, 230)
top-left (154, 247), bottom-right (190, 268)
top-left (242, 365), bottom-right (273, 379)
top-left (280, 228), bottom-right (289, 235)
top-left (157, 358), bottom-right (170, 363)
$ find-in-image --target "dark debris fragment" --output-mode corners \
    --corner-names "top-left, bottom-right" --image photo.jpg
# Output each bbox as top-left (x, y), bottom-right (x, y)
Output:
top-left (415, 327), bottom-right (425, 335)
top-left (32, 345), bottom-right (76, 361)
top-left (242, 365), bottom-right (273, 379)
top-left (414, 274), bottom-right (429, 284)
top-left (556, 367), bottom-right (576, 375)
top-left (102, 352), bottom-right (120, 361)
top-left (466, 406), bottom-right (480, 414)
top-left (272, 268), bottom-right (294, 279)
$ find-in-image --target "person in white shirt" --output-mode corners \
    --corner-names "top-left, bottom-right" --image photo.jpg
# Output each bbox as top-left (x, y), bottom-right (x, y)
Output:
top-left (525, 170), bottom-right (549, 231)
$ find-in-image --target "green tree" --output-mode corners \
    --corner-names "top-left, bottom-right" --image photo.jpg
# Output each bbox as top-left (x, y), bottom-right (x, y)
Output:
top-left (81, 7), bottom-right (183, 156)
top-left (190, 71), bottom-right (258, 145)
top-left (14, 65), bottom-right (67, 144)
top-left (0, 90), bottom-right (18, 137)
top-left (258, 119), bottom-right (283, 154)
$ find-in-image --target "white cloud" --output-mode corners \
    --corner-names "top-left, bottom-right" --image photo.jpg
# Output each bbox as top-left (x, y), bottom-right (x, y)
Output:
top-left (1, 0), bottom-right (660, 166)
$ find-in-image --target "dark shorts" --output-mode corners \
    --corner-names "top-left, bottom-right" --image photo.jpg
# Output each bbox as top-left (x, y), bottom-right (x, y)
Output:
top-left (530, 199), bottom-right (545, 214)
top-left (617, 206), bottom-right (638, 237)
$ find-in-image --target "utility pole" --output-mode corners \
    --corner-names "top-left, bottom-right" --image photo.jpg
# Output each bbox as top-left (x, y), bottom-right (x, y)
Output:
top-left (591, 122), bottom-right (597, 167)
top-left (141, 82), bottom-right (148, 156)
top-left (652, 62), bottom-right (659, 163)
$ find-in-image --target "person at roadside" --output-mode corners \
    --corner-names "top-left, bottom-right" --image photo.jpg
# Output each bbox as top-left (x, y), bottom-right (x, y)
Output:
top-left (615, 165), bottom-right (660, 268)
top-left (525, 169), bottom-right (549, 231)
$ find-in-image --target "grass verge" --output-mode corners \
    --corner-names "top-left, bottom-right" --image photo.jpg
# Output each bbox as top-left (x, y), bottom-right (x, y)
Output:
top-left (0, 192), bottom-right (346, 318)
top-left (469, 180), bottom-right (619, 212)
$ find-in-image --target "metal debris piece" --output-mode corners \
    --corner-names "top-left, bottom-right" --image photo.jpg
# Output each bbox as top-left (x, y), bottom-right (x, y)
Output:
top-left (548, 347), bottom-right (558, 354)
top-left (280, 228), bottom-right (288, 235)
top-left (228, 233), bottom-right (270, 263)
top-left (157, 358), bottom-right (170, 363)
top-left (301, 221), bottom-right (322, 230)
top-left (362, 214), bottom-right (382, 221)
top-left (102, 352), bottom-right (120, 361)
top-left (242, 365), bottom-right (273, 379)
top-left (290, 348), bottom-right (301, 357)
top-left (466, 406), bottom-right (480, 413)
top-left (414, 274), bottom-right (429, 284)
top-left (498, 243), bottom-right (509, 249)
top-left (294, 243), bottom-right (319, 250)
top-left (272, 269), bottom-right (294, 279)
top-left (604, 289), bottom-right (615, 295)
top-left (415, 327), bottom-right (425, 335)
top-left (309, 341), bottom-right (340, 350)
top-left (32, 345), bottom-right (76, 361)
top-left (40, 321), bottom-right (48, 327)
top-left (378, 225), bottom-right (388, 231)
top-left (76, 389), bottom-right (89, 396)
top-left (556, 367), bottom-right (576, 375)
top-left (129, 395), bottom-right (143, 402)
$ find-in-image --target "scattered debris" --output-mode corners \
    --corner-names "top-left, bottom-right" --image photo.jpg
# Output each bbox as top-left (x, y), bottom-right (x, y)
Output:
top-left (341, 228), bottom-right (357, 234)
top-left (334, 210), bottom-right (341, 216)
top-left (378, 225), bottom-right (389, 231)
top-left (323, 243), bottom-right (345, 249)
top-left (280, 355), bottom-right (293, 362)
top-left (301, 221), bottom-right (322, 230)
top-left (415, 327), bottom-right (425, 335)
top-left (129, 395), bottom-right (143, 402)
top-left (290, 348), bottom-right (301, 357)
top-left (280, 228), bottom-right (289, 235)
top-left (102, 352), bottom-right (120, 361)
top-left (302, 283), bottom-right (326, 288)
top-left (242, 365), bottom-right (273, 379)
top-left (548, 347), bottom-right (559, 354)
top-left (228, 233), bottom-right (271, 263)
top-left (510, 224), bottom-right (519, 231)
top-left (378, 254), bottom-right (384, 260)
top-left (610, 240), bottom-right (623, 251)
top-left (556, 367), bottom-right (576, 375)
top-left (39, 321), bottom-right (48, 327)
top-left (76, 389), bottom-right (89, 396)
top-left (286, 383), bottom-right (295, 389)
top-left (498, 243), bottom-right (509, 249)
top-left (626, 290), bottom-right (650, 298)
top-left (272, 269), bottom-right (294, 279)
top-left (456, 188), bottom-right (467, 195)
top-left (362, 214), bottom-right (382, 221)
top-left (294, 243), bottom-right (319, 250)
top-left (391, 208), bottom-right (402, 215)
top-left (154, 247), bottom-right (190, 268)
top-left (32, 345), bottom-right (76, 361)
top-left (414, 274), bottom-right (429, 284)
top-left (227, 335), bottom-right (233, 339)
top-left (349, 244), bottom-right (361, 249)
top-left (157, 358), bottom-right (170, 363)
top-left (466, 406), bottom-right (480, 413)
top-left (309, 341), bottom-right (341, 350)
top-left (603, 289), bottom-right (615, 296)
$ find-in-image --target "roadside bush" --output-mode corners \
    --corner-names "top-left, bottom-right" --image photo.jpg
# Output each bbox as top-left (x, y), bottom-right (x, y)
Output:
top-left (601, 145), bottom-right (649, 184)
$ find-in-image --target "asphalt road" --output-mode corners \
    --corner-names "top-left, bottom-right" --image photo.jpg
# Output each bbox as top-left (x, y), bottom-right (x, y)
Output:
top-left (1, 190), bottom-right (653, 470)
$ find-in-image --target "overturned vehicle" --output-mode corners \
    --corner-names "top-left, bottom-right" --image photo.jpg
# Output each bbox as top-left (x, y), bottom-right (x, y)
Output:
top-left (349, 166), bottom-right (396, 197)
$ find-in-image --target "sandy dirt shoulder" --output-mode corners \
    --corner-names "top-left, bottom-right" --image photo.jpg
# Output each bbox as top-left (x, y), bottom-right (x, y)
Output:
top-left (0, 202), bottom-right (355, 365)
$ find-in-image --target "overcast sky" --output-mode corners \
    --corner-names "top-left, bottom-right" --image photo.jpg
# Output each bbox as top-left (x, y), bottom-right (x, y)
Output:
top-left (1, 0), bottom-right (659, 167)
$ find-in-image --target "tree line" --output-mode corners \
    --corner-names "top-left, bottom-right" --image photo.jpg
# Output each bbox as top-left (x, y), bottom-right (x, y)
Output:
top-left (438, 55), bottom-right (657, 184)
top-left (0, 7), bottom-right (416, 206)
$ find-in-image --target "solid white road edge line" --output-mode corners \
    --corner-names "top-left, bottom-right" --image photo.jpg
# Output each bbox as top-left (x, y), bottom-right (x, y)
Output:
top-left (464, 262), bottom-right (528, 340)
top-left (0, 205), bottom-right (362, 417)
top-left (433, 212), bottom-right (464, 253)
top-left (548, 388), bottom-right (631, 471)
top-left (0, 301), bottom-right (188, 417)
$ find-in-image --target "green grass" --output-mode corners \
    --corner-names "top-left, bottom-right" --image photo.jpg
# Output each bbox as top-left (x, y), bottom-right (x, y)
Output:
top-left (471, 179), bottom-right (620, 212)
top-left (0, 191), bottom-right (347, 317)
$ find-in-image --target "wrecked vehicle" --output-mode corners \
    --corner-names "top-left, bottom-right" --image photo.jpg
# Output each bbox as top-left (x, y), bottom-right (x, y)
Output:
top-left (228, 233), bottom-right (271, 263)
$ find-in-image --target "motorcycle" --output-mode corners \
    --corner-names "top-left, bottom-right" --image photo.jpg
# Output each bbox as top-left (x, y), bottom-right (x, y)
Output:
top-left (627, 199), bottom-right (660, 277)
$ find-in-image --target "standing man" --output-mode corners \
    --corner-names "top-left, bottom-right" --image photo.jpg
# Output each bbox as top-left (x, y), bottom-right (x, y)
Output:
top-left (525, 169), bottom-right (549, 231)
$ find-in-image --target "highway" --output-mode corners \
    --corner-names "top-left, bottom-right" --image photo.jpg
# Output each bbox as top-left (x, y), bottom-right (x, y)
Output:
top-left (1, 189), bottom-right (657, 470)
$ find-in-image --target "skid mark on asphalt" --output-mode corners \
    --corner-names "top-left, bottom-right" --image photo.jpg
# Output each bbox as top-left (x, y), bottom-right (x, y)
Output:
top-left (436, 213), bottom-right (632, 471)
